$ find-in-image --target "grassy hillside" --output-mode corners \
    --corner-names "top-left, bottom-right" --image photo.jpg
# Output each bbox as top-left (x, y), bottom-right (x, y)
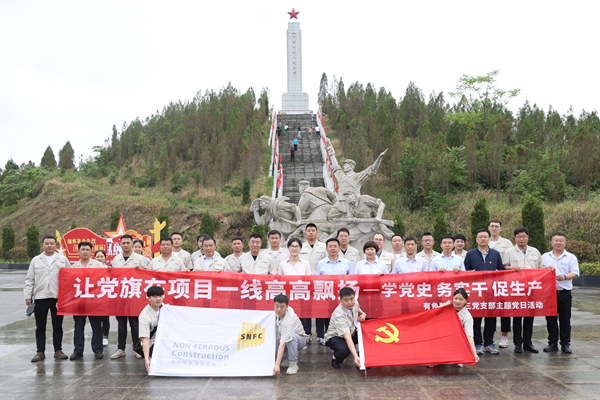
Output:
top-left (0, 170), bottom-right (272, 252)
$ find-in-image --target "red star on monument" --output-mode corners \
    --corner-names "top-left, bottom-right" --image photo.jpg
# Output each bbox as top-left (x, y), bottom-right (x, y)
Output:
top-left (288, 8), bottom-right (299, 19)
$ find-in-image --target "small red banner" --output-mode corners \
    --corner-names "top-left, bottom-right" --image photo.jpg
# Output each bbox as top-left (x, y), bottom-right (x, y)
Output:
top-left (360, 306), bottom-right (476, 367)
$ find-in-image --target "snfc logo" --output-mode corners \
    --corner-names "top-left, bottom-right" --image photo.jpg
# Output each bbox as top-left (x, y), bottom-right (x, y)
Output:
top-left (237, 322), bottom-right (266, 351)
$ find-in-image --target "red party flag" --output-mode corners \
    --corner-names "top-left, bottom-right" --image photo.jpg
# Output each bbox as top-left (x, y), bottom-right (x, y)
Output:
top-left (359, 305), bottom-right (476, 368)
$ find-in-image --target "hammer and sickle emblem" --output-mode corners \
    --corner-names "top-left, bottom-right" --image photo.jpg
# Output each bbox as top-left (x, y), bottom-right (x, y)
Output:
top-left (374, 323), bottom-right (400, 343)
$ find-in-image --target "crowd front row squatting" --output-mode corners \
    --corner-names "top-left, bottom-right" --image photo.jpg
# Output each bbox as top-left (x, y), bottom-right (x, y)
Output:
top-left (24, 218), bottom-right (579, 375)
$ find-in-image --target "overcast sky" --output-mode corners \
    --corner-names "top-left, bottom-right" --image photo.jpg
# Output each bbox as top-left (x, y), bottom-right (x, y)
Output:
top-left (1, 0), bottom-right (598, 168)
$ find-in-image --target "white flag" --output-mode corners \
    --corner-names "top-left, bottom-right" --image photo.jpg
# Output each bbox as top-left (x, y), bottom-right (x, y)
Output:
top-left (149, 305), bottom-right (275, 377)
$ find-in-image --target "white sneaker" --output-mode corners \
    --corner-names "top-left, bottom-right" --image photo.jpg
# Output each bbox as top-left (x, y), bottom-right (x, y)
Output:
top-left (286, 361), bottom-right (299, 375)
top-left (110, 349), bottom-right (126, 359)
top-left (133, 352), bottom-right (143, 359)
top-left (499, 336), bottom-right (509, 348)
top-left (281, 358), bottom-right (290, 367)
top-left (456, 364), bottom-right (464, 368)
top-left (306, 336), bottom-right (312, 345)
top-left (317, 338), bottom-right (326, 346)
top-left (103, 338), bottom-right (109, 346)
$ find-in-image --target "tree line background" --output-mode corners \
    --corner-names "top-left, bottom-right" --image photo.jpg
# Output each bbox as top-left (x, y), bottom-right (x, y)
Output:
top-left (0, 85), bottom-right (271, 207)
top-left (318, 71), bottom-right (600, 212)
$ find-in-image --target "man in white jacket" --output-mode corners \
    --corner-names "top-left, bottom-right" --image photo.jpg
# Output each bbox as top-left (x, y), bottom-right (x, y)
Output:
top-left (24, 235), bottom-right (70, 362)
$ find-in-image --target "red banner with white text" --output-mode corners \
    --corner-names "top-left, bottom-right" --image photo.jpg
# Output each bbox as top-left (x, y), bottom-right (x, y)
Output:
top-left (57, 269), bottom-right (557, 317)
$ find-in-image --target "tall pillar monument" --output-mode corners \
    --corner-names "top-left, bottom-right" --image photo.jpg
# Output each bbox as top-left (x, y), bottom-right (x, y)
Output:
top-left (281, 8), bottom-right (310, 113)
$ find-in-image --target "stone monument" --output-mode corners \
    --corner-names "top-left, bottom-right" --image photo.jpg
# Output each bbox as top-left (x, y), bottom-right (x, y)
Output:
top-left (252, 140), bottom-right (393, 253)
top-left (281, 8), bottom-right (310, 112)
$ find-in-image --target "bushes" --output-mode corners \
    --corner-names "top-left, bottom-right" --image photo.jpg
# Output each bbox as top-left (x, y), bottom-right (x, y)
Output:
top-left (157, 208), bottom-right (170, 237)
top-left (2, 224), bottom-right (15, 260)
top-left (579, 263), bottom-right (600, 276)
top-left (26, 224), bottom-right (40, 258)
top-left (392, 213), bottom-right (406, 237)
top-left (432, 212), bottom-right (449, 253)
top-left (566, 240), bottom-right (597, 263)
top-left (170, 172), bottom-right (190, 194)
top-left (470, 199), bottom-right (489, 244)
top-left (217, 242), bottom-right (233, 258)
top-left (200, 212), bottom-right (216, 237)
top-left (7, 247), bottom-right (29, 262)
top-left (181, 241), bottom-right (195, 254)
top-left (522, 196), bottom-right (548, 253)
top-left (242, 177), bottom-right (251, 206)
top-left (110, 209), bottom-right (121, 230)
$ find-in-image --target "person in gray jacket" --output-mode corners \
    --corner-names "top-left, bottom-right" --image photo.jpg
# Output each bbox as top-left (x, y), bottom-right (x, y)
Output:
top-left (24, 235), bottom-right (70, 362)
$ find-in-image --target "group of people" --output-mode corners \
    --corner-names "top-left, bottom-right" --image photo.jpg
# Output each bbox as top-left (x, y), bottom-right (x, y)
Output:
top-left (23, 217), bottom-right (579, 376)
top-left (275, 121), bottom-right (320, 163)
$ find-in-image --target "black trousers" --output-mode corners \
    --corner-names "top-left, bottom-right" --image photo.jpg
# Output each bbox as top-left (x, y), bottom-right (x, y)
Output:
top-left (117, 316), bottom-right (139, 350)
top-left (326, 332), bottom-right (358, 364)
top-left (513, 316), bottom-right (534, 346)
top-left (546, 290), bottom-right (572, 346)
top-left (500, 317), bottom-right (512, 333)
top-left (300, 318), bottom-right (311, 335)
top-left (294, 144), bottom-right (297, 150)
top-left (73, 316), bottom-right (103, 355)
top-left (473, 317), bottom-right (496, 347)
top-left (100, 316), bottom-right (110, 337)
top-left (316, 318), bottom-right (330, 339)
top-left (34, 298), bottom-right (63, 353)
top-left (290, 154), bottom-right (295, 162)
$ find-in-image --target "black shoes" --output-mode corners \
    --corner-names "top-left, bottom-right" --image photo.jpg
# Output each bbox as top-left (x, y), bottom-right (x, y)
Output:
top-left (524, 344), bottom-right (539, 354)
top-left (332, 358), bottom-right (341, 369)
top-left (543, 343), bottom-right (558, 352)
top-left (514, 344), bottom-right (523, 354)
top-left (561, 345), bottom-right (572, 354)
top-left (69, 352), bottom-right (83, 360)
top-left (94, 352), bottom-right (104, 359)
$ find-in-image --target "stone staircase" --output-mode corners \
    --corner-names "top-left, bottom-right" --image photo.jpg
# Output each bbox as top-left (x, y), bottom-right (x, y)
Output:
top-left (277, 114), bottom-right (324, 204)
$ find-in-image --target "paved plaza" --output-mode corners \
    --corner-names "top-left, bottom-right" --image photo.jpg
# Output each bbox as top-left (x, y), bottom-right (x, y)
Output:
top-left (1, 270), bottom-right (600, 399)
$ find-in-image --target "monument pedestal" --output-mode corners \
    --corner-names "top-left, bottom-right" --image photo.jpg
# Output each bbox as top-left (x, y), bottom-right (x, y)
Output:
top-left (281, 93), bottom-right (310, 113)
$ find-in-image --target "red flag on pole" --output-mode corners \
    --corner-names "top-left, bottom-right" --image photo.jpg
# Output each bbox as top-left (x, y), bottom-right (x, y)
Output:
top-left (358, 305), bottom-right (476, 368)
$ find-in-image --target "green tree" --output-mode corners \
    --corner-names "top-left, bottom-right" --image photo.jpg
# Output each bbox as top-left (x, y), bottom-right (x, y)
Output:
top-left (318, 73), bottom-right (329, 110)
top-left (522, 196), bottom-right (548, 253)
top-left (110, 209), bottom-right (121, 230)
top-left (26, 223), bottom-right (41, 258)
top-left (70, 220), bottom-right (77, 230)
top-left (200, 212), bottom-right (215, 237)
top-left (446, 70), bottom-right (520, 141)
top-left (242, 176), bottom-right (251, 206)
top-left (2, 224), bottom-right (16, 260)
top-left (157, 208), bottom-right (170, 237)
top-left (392, 213), bottom-right (406, 237)
top-left (58, 141), bottom-right (75, 169)
top-left (40, 146), bottom-right (57, 169)
top-left (471, 199), bottom-right (490, 244)
top-left (432, 212), bottom-right (449, 253)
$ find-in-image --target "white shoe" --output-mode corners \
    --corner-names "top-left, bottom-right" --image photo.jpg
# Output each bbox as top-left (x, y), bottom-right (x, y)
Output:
top-left (133, 352), bottom-right (143, 359)
top-left (110, 349), bottom-right (126, 359)
top-left (103, 338), bottom-right (109, 346)
top-left (499, 336), bottom-right (509, 348)
top-left (286, 361), bottom-right (299, 375)
top-left (281, 358), bottom-right (290, 367)
top-left (456, 364), bottom-right (464, 368)
top-left (317, 338), bottom-right (326, 346)
top-left (306, 336), bottom-right (312, 345)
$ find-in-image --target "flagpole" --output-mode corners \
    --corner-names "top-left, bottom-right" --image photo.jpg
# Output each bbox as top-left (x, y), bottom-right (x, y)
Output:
top-left (357, 321), bottom-right (366, 372)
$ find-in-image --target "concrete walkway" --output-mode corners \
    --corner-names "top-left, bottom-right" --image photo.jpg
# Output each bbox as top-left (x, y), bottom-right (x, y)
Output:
top-left (2, 270), bottom-right (600, 399)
